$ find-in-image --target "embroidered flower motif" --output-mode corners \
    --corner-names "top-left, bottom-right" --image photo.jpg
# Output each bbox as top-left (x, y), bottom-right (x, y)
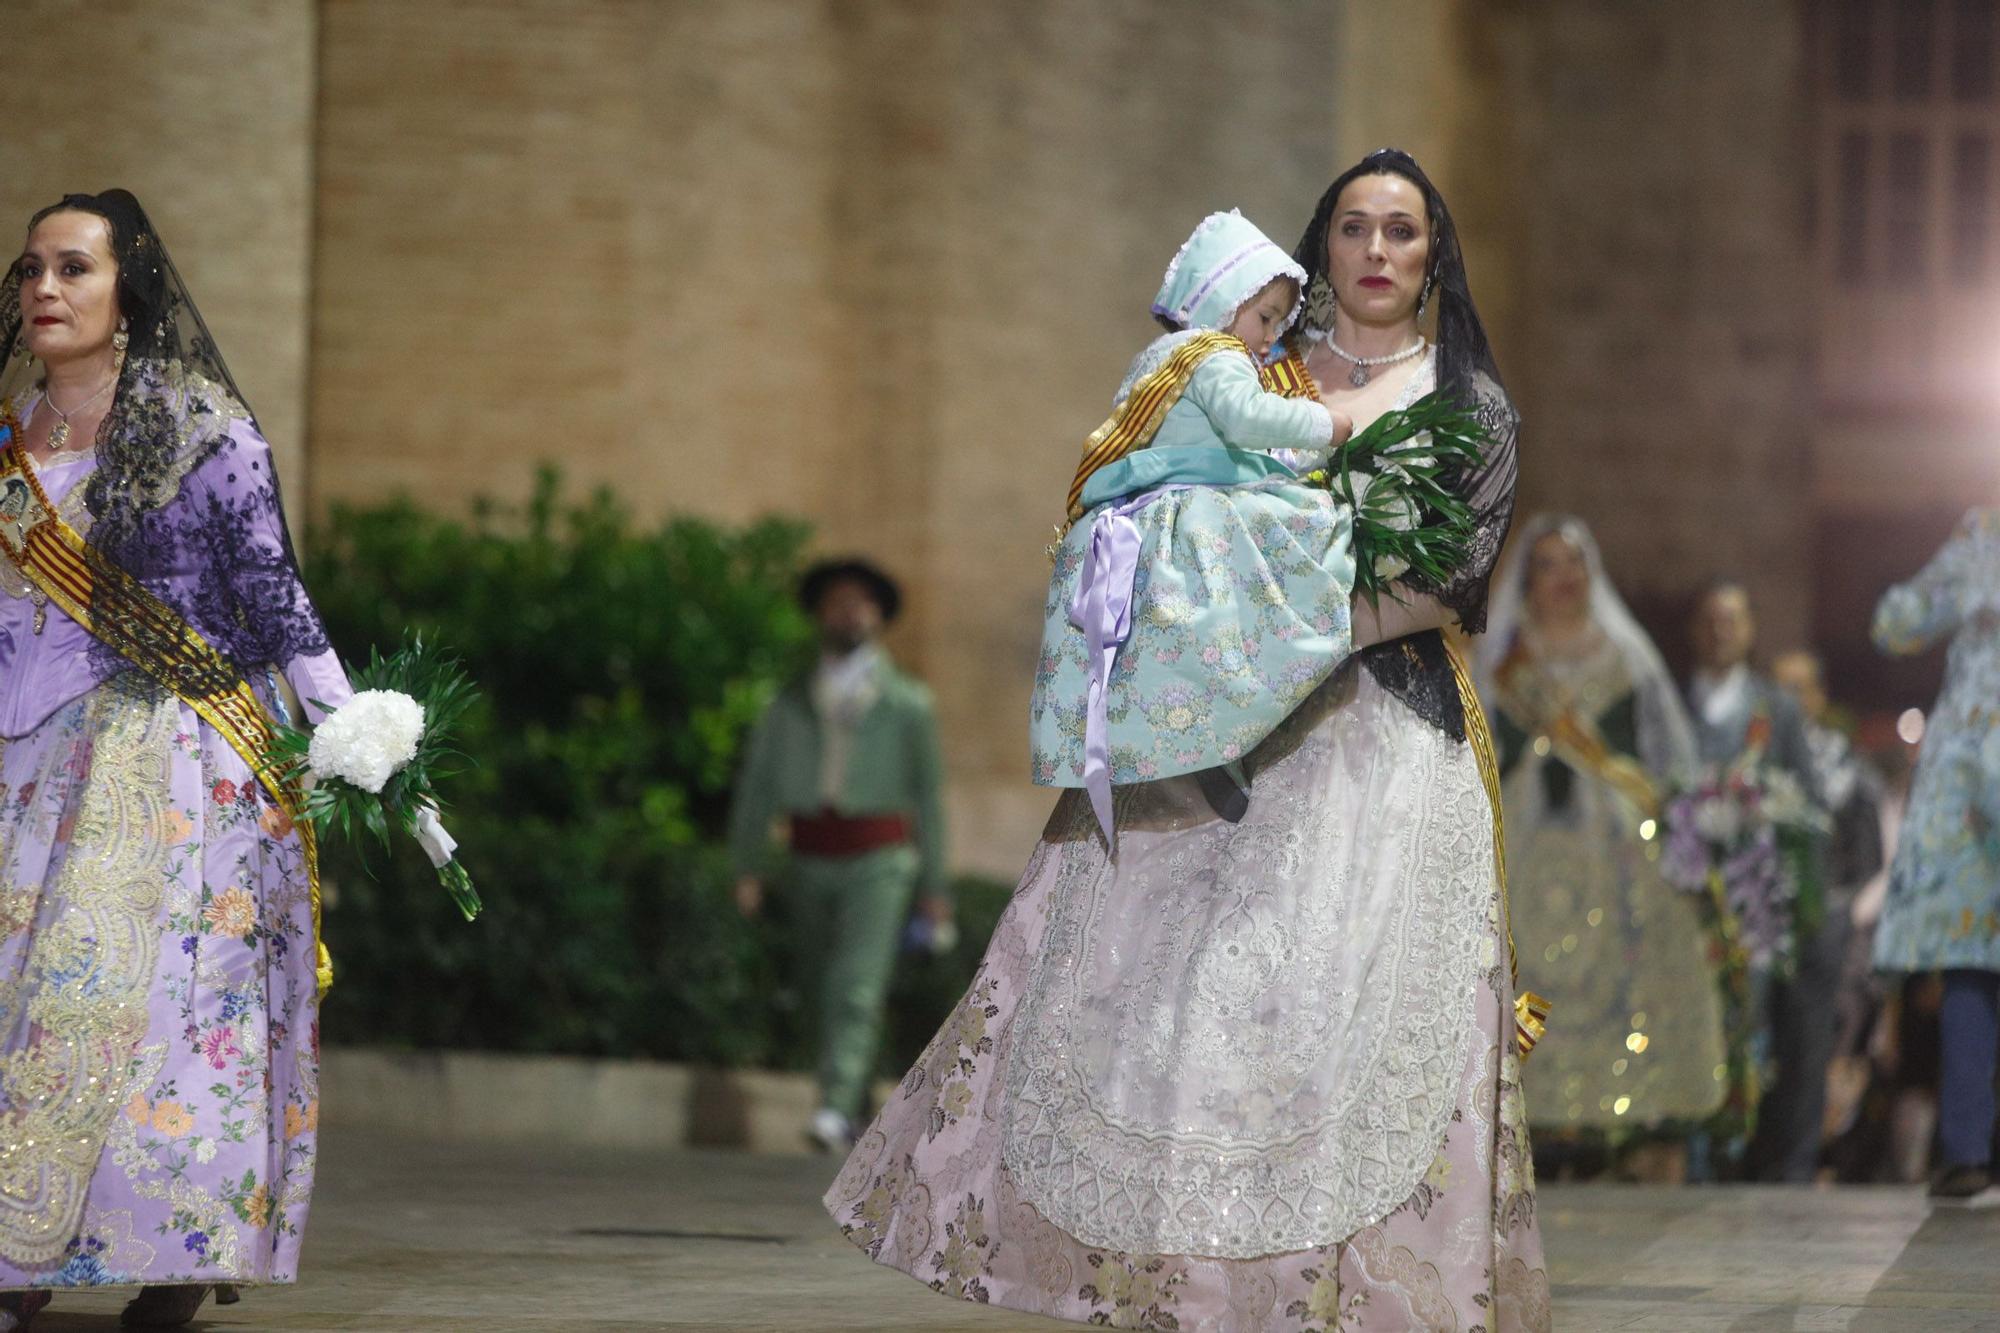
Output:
top-left (158, 809), bottom-right (195, 845)
top-left (259, 804), bottom-right (295, 840)
top-left (202, 887), bottom-right (256, 938)
top-left (928, 1193), bottom-right (993, 1303)
top-left (151, 1101), bottom-right (195, 1137)
top-left (284, 1099), bottom-right (319, 1140)
top-left (53, 1234), bottom-right (114, 1286)
top-left (124, 1091), bottom-right (150, 1125)
top-left (201, 1026), bottom-right (241, 1070)
top-left (1080, 1252), bottom-right (1186, 1328)
top-left (210, 779), bottom-right (239, 806)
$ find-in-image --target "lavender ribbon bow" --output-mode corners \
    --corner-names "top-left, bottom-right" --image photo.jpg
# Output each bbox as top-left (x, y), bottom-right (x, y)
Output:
top-left (1069, 494), bottom-right (1153, 845)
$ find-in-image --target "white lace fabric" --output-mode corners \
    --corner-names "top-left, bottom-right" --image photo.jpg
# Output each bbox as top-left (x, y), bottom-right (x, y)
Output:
top-left (1002, 664), bottom-right (1493, 1258)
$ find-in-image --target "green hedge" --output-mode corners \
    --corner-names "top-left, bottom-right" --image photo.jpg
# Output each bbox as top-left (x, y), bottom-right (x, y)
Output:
top-left (306, 471), bottom-right (1010, 1076)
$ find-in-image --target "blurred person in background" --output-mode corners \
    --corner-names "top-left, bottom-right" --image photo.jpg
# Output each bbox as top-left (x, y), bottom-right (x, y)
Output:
top-left (1871, 509), bottom-right (2000, 1200)
top-left (1479, 515), bottom-right (1725, 1182)
top-left (1684, 581), bottom-right (1832, 1181)
top-left (728, 559), bottom-right (950, 1155)
top-left (0, 192), bottom-right (351, 1330)
top-left (1770, 648), bottom-right (1886, 1173)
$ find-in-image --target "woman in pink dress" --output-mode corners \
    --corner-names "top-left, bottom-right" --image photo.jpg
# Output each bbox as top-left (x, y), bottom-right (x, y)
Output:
top-left (826, 149), bottom-right (1549, 1331)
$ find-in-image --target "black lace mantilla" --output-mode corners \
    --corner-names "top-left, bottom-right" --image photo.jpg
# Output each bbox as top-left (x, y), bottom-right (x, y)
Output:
top-left (1, 190), bottom-right (329, 683)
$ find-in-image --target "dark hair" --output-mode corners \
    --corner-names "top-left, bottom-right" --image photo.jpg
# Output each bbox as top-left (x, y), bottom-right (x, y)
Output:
top-left (26, 190), bottom-right (171, 361)
top-left (0, 190), bottom-right (317, 680)
top-left (800, 558), bottom-right (902, 622)
top-left (1292, 149), bottom-right (1503, 406)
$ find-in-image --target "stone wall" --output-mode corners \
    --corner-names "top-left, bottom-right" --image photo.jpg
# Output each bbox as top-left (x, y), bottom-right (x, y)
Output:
top-left (1465, 1), bottom-right (1817, 666)
top-left (0, 0), bottom-right (317, 503)
top-left (0, 1), bottom-right (1840, 874)
top-left (310, 0), bottom-right (1344, 873)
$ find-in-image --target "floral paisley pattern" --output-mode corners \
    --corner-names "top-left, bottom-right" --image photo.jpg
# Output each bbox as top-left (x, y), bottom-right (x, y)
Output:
top-left (1, 672), bottom-right (321, 1291)
top-left (1032, 478), bottom-right (1355, 788)
top-left (1872, 508), bottom-right (2000, 972)
top-left (829, 666), bottom-right (1550, 1330)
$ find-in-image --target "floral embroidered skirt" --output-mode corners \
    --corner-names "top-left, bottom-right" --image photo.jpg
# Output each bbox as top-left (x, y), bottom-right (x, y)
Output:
top-left (828, 670), bottom-right (1551, 1331)
top-left (0, 672), bottom-right (321, 1291)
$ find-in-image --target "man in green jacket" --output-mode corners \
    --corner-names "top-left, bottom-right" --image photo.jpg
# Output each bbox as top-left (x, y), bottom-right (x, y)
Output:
top-left (730, 559), bottom-right (952, 1152)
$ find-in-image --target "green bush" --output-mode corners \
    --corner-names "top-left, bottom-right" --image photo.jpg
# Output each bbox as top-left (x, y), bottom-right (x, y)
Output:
top-left (307, 471), bottom-right (1009, 1074)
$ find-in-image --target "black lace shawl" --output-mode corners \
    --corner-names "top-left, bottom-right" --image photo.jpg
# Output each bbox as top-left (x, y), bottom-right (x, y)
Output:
top-left (0, 190), bottom-right (330, 681)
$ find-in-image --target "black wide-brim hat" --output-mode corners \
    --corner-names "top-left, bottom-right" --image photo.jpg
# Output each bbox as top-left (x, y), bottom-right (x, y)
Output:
top-left (799, 558), bottom-right (902, 622)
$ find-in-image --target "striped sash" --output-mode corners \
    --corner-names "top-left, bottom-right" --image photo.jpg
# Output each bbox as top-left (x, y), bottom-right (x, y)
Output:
top-left (1258, 343), bottom-right (1320, 401)
top-left (0, 429), bottom-right (330, 995)
top-left (1065, 331), bottom-right (1247, 522)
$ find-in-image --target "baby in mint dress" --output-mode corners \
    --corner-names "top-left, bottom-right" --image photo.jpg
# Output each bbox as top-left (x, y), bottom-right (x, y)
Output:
top-left (1031, 210), bottom-right (1362, 839)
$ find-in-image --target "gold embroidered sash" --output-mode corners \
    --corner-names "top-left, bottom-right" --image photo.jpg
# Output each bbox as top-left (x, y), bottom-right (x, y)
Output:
top-left (0, 431), bottom-right (330, 996)
top-left (1066, 331), bottom-right (1249, 521)
top-left (1446, 636), bottom-right (1552, 1059)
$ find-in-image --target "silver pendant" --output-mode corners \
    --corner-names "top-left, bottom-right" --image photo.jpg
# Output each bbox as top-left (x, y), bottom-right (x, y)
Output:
top-left (47, 419), bottom-right (69, 451)
top-left (1348, 362), bottom-right (1371, 388)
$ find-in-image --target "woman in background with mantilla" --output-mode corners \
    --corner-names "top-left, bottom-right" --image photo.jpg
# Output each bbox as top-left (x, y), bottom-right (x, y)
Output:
top-left (1479, 513), bottom-right (1727, 1180)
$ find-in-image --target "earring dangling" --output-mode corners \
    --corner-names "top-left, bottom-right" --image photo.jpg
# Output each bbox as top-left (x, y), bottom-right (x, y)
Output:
top-left (1305, 272), bottom-right (1338, 332)
top-left (1416, 274), bottom-right (1435, 321)
top-left (112, 322), bottom-right (129, 376)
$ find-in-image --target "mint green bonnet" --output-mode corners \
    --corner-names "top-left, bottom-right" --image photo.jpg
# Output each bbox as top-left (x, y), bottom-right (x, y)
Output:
top-left (1151, 209), bottom-right (1307, 333)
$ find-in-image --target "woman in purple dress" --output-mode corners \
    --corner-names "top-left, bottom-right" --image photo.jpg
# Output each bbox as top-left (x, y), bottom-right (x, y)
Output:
top-left (0, 192), bottom-right (348, 1328)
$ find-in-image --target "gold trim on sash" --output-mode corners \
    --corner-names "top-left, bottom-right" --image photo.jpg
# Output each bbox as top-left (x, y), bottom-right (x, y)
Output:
top-left (0, 432), bottom-right (330, 996)
top-left (1491, 646), bottom-right (1661, 823)
top-left (1066, 331), bottom-right (1249, 521)
top-left (1446, 636), bottom-right (1551, 1059)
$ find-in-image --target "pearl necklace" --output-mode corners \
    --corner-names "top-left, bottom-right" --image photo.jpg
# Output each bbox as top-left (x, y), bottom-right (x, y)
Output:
top-left (1320, 333), bottom-right (1427, 388)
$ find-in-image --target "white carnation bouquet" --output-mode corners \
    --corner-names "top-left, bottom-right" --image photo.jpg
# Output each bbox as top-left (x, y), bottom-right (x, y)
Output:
top-left (267, 637), bottom-right (482, 921)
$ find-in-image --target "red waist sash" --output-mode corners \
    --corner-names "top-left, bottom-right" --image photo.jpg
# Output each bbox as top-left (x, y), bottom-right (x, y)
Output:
top-left (789, 809), bottom-right (911, 858)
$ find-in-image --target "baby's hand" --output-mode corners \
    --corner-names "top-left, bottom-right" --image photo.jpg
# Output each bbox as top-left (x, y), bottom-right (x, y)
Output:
top-left (1321, 400), bottom-right (1353, 446)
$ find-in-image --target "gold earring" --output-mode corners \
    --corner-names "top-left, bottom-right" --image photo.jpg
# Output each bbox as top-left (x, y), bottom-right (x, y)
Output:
top-left (112, 323), bottom-right (129, 375)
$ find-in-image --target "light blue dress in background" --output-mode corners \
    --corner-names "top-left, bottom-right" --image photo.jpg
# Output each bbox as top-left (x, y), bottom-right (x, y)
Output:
top-left (1873, 508), bottom-right (2000, 973)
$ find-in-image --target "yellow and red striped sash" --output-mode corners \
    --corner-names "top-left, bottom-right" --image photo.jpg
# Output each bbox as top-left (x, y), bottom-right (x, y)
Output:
top-left (1065, 331), bottom-right (1247, 522)
top-left (1258, 343), bottom-right (1320, 401)
top-left (0, 432), bottom-right (330, 995)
